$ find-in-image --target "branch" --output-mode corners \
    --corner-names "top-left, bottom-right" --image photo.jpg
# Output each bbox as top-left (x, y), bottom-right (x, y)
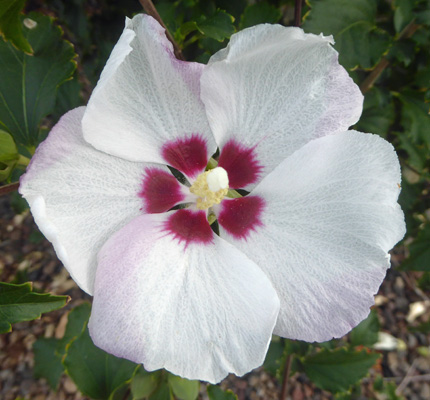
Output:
top-left (138, 0), bottom-right (185, 60)
top-left (360, 20), bottom-right (419, 94)
top-left (0, 182), bottom-right (19, 196)
top-left (294, 0), bottom-right (303, 27)
top-left (279, 354), bottom-right (293, 400)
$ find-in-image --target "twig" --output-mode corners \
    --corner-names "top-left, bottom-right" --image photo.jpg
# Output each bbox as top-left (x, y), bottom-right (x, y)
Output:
top-left (360, 20), bottom-right (419, 94)
top-left (0, 182), bottom-right (19, 196)
top-left (138, 0), bottom-right (185, 60)
top-left (280, 354), bottom-right (293, 400)
top-left (396, 359), bottom-right (418, 395)
top-left (294, 0), bottom-right (303, 27)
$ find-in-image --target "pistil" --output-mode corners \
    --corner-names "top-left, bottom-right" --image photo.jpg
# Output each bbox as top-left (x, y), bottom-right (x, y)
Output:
top-left (190, 167), bottom-right (229, 210)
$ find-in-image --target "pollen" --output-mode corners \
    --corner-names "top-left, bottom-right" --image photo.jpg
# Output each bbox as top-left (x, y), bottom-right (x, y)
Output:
top-left (190, 167), bottom-right (229, 210)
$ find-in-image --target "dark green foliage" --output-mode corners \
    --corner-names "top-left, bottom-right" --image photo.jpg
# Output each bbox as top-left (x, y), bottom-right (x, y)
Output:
top-left (0, 282), bottom-right (68, 334)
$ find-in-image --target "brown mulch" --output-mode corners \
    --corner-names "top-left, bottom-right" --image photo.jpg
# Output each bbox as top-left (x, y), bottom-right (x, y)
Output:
top-left (1, 195), bottom-right (429, 400)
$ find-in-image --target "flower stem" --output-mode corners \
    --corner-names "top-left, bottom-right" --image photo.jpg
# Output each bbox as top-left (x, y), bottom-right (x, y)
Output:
top-left (138, 0), bottom-right (185, 60)
top-left (0, 182), bottom-right (19, 196)
top-left (279, 354), bottom-right (293, 400)
top-left (294, 0), bottom-right (303, 27)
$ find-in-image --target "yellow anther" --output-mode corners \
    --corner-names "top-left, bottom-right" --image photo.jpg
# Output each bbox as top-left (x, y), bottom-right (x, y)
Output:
top-left (190, 167), bottom-right (229, 210)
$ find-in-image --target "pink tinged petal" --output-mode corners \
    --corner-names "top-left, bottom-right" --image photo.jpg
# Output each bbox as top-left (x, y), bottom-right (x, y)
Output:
top-left (82, 14), bottom-right (216, 164)
top-left (219, 131), bottom-right (405, 342)
top-left (163, 209), bottom-right (214, 247)
top-left (200, 25), bottom-right (363, 189)
top-left (217, 196), bottom-right (265, 240)
top-left (19, 107), bottom-right (149, 295)
top-left (139, 167), bottom-right (187, 213)
top-left (218, 140), bottom-right (263, 188)
top-left (162, 134), bottom-right (209, 179)
top-left (88, 212), bottom-right (280, 383)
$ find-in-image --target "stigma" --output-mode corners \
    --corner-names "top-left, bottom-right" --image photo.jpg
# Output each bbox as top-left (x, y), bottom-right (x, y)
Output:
top-left (190, 167), bottom-right (229, 210)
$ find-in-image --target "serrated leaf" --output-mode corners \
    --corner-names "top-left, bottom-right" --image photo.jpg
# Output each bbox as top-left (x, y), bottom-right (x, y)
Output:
top-left (239, 2), bottom-right (282, 29)
top-left (350, 310), bottom-right (380, 347)
top-left (401, 224), bottom-right (430, 271)
top-left (196, 10), bottom-right (235, 41)
top-left (167, 373), bottom-right (199, 400)
top-left (131, 368), bottom-right (161, 399)
top-left (0, 282), bottom-right (69, 334)
top-left (63, 326), bottom-right (138, 400)
top-left (303, 0), bottom-right (391, 69)
top-left (0, 0), bottom-right (32, 53)
top-left (207, 385), bottom-right (238, 400)
top-left (300, 348), bottom-right (380, 393)
top-left (32, 302), bottom-right (91, 389)
top-left (0, 12), bottom-right (76, 147)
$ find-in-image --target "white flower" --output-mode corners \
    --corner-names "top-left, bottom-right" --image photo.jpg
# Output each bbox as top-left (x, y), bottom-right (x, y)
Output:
top-left (19, 14), bottom-right (405, 383)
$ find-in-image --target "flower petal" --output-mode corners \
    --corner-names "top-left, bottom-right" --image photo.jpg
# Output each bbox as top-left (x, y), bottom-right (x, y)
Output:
top-left (19, 107), bottom-right (156, 294)
top-left (82, 14), bottom-right (216, 175)
top-left (88, 211), bottom-right (280, 383)
top-left (201, 25), bottom-right (363, 189)
top-left (218, 131), bottom-right (405, 342)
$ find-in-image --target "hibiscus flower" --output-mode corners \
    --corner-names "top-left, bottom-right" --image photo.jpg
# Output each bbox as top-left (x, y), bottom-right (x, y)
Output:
top-left (19, 14), bottom-right (405, 383)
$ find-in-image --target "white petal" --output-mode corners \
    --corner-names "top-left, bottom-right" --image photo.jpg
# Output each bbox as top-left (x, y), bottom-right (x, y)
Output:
top-left (218, 131), bottom-right (405, 342)
top-left (19, 107), bottom-right (149, 294)
top-left (82, 14), bottom-right (216, 167)
top-left (88, 212), bottom-right (279, 383)
top-left (201, 25), bottom-right (363, 188)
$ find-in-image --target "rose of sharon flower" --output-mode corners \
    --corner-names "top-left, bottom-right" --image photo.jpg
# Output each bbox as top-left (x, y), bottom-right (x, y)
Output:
top-left (19, 14), bottom-right (405, 383)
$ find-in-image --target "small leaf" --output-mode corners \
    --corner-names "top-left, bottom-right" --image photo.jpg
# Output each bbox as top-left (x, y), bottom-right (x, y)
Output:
top-left (0, 129), bottom-right (18, 180)
top-left (350, 310), bottom-right (380, 347)
top-left (394, 0), bottom-right (414, 33)
top-left (300, 348), bottom-right (380, 393)
top-left (63, 326), bottom-right (138, 400)
top-left (399, 92), bottom-right (430, 145)
top-left (303, 0), bottom-right (391, 69)
top-left (149, 381), bottom-right (173, 400)
top-left (0, 0), bottom-right (32, 53)
top-left (207, 385), bottom-right (238, 400)
top-left (33, 338), bottom-right (64, 389)
top-left (240, 2), bottom-right (282, 29)
top-left (0, 282), bottom-right (69, 334)
top-left (263, 337), bottom-right (284, 376)
top-left (196, 10), bottom-right (235, 41)
top-left (167, 373), bottom-right (199, 400)
top-left (33, 302), bottom-right (91, 389)
top-left (0, 12), bottom-right (76, 147)
top-left (131, 368), bottom-right (161, 399)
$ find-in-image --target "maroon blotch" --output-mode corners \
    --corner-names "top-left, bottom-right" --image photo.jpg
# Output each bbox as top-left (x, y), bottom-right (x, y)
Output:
top-left (139, 167), bottom-right (185, 213)
top-left (164, 209), bottom-right (213, 247)
top-left (162, 134), bottom-right (208, 179)
top-left (218, 140), bottom-right (263, 189)
top-left (218, 196), bottom-right (265, 240)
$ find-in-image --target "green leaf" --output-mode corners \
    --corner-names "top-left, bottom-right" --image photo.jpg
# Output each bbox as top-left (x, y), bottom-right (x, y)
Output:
top-left (0, 128), bottom-right (18, 180)
top-left (399, 92), bottom-right (430, 145)
top-left (167, 373), bottom-right (199, 400)
top-left (33, 338), bottom-right (64, 389)
top-left (131, 368), bottom-right (162, 399)
top-left (394, 0), bottom-right (414, 33)
top-left (302, 0), bottom-right (391, 69)
top-left (0, 12), bottom-right (76, 147)
top-left (149, 381), bottom-right (173, 400)
top-left (63, 326), bottom-right (138, 399)
top-left (0, 0), bottom-right (32, 53)
top-left (263, 337), bottom-right (284, 376)
top-left (355, 88), bottom-right (394, 137)
top-left (196, 10), bottom-right (235, 41)
top-left (207, 385), bottom-right (238, 400)
top-left (0, 282), bottom-right (69, 334)
top-left (350, 310), bottom-right (380, 347)
top-left (239, 2), bottom-right (282, 29)
top-left (33, 302), bottom-right (91, 389)
top-left (300, 348), bottom-right (380, 393)
top-left (401, 224), bottom-right (430, 271)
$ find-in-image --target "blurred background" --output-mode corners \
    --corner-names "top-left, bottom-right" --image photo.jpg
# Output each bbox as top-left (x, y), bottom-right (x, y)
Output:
top-left (0, 0), bottom-right (429, 399)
